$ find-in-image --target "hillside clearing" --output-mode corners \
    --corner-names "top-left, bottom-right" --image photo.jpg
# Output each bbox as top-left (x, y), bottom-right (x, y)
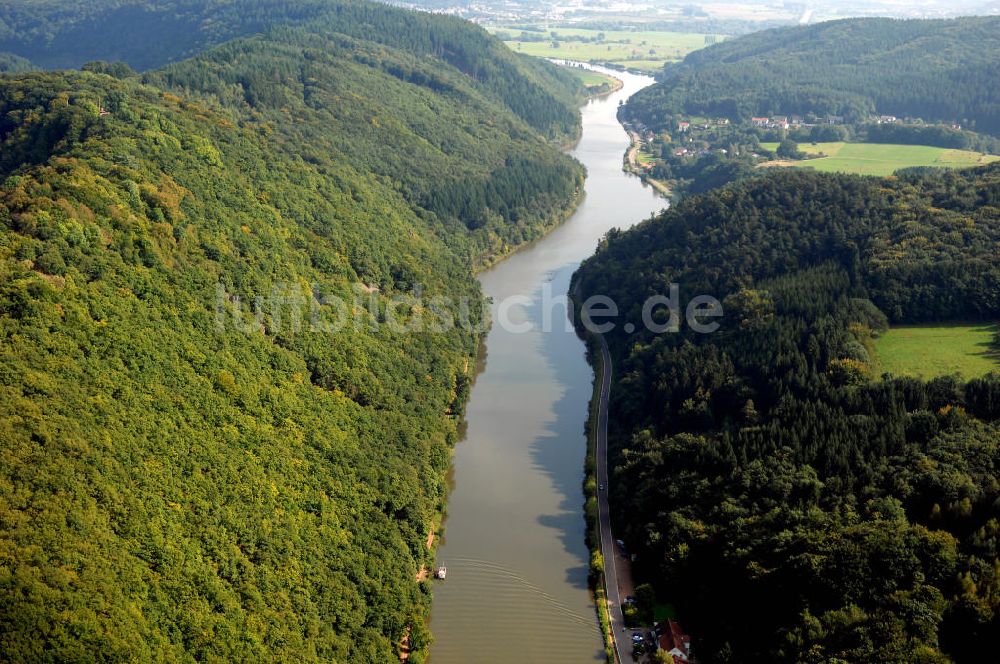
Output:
top-left (873, 324), bottom-right (1000, 380)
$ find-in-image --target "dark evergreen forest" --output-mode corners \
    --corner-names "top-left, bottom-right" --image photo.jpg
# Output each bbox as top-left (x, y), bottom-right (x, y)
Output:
top-left (575, 166), bottom-right (1000, 663)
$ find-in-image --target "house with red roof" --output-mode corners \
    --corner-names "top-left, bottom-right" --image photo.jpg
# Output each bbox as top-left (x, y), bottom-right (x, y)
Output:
top-left (658, 619), bottom-right (692, 662)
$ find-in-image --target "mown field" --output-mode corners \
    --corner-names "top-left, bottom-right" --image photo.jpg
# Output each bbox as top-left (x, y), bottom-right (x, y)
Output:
top-left (493, 28), bottom-right (719, 72)
top-left (873, 324), bottom-right (1000, 380)
top-left (760, 141), bottom-right (999, 176)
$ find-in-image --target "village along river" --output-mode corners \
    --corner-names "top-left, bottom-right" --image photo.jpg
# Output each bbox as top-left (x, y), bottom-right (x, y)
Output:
top-left (429, 66), bottom-right (667, 662)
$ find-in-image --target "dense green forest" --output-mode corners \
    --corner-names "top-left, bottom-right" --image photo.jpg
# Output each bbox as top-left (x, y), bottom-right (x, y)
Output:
top-left (0, 2), bottom-right (584, 661)
top-left (626, 17), bottom-right (1000, 137)
top-left (0, 0), bottom-right (582, 141)
top-left (141, 29), bottom-right (583, 264)
top-left (574, 166), bottom-right (1000, 662)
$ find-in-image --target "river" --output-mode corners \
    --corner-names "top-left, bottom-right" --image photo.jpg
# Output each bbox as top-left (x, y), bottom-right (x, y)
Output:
top-left (429, 65), bottom-right (667, 663)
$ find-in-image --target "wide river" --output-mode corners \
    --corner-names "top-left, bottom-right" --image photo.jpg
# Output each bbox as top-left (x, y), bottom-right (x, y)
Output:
top-left (429, 66), bottom-right (666, 663)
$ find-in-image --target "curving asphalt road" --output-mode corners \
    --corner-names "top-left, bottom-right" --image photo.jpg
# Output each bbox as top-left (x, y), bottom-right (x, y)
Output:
top-left (596, 335), bottom-right (628, 664)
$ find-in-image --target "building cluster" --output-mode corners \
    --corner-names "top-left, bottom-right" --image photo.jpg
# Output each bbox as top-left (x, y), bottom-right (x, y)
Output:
top-left (672, 146), bottom-right (727, 158)
top-left (751, 115), bottom-right (801, 129)
top-left (677, 118), bottom-right (729, 133)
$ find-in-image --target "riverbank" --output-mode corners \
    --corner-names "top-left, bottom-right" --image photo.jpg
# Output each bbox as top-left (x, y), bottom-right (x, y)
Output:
top-left (472, 180), bottom-right (586, 273)
top-left (624, 126), bottom-right (673, 199)
top-left (582, 332), bottom-right (616, 664)
top-left (586, 72), bottom-right (625, 99)
top-left (552, 59), bottom-right (626, 102)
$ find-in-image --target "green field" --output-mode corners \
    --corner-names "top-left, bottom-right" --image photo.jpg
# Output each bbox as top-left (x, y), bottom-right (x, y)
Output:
top-left (636, 149), bottom-right (656, 165)
top-left (564, 66), bottom-right (614, 87)
top-left (560, 64), bottom-right (619, 95)
top-left (493, 28), bottom-right (718, 72)
top-left (873, 324), bottom-right (1000, 380)
top-left (760, 141), bottom-right (999, 176)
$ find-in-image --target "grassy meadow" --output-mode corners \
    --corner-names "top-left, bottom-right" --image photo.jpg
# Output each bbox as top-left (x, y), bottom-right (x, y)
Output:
top-left (494, 28), bottom-right (719, 72)
top-left (760, 141), bottom-right (999, 176)
top-left (561, 64), bottom-right (620, 95)
top-left (565, 66), bottom-right (615, 87)
top-left (873, 324), bottom-right (1000, 380)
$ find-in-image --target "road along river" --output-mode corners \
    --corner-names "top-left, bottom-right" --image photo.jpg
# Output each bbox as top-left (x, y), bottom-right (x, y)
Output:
top-left (429, 65), bottom-right (666, 663)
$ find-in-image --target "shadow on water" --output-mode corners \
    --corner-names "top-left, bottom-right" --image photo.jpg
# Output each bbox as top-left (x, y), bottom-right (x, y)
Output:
top-left (524, 267), bottom-right (599, 555)
top-left (429, 65), bottom-right (664, 664)
top-left (439, 339), bottom-right (489, 541)
top-left (523, 262), bottom-right (605, 662)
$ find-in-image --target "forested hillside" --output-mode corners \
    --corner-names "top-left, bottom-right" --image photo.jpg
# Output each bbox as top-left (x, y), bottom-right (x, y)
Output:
top-left (0, 52), bottom-right (33, 72)
top-left (0, 2), bottom-right (584, 661)
top-left (0, 0), bottom-right (582, 141)
top-left (574, 166), bottom-right (1000, 662)
top-left (627, 17), bottom-right (1000, 137)
top-left (143, 29), bottom-right (582, 262)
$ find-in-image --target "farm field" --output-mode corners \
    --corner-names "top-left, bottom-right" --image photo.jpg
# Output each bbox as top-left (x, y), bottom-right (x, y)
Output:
top-left (873, 324), bottom-right (1000, 380)
top-left (493, 28), bottom-right (719, 72)
top-left (759, 141), bottom-right (999, 176)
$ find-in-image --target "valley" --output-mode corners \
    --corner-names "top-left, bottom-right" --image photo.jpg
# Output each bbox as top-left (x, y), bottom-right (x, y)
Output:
top-left (2, 3), bottom-right (1000, 664)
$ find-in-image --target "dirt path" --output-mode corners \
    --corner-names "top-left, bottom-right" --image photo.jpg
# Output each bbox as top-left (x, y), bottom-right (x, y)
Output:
top-left (626, 130), bottom-right (641, 169)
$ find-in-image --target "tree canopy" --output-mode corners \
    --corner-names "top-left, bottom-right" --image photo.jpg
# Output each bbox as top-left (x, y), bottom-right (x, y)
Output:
top-left (0, 0), bottom-right (583, 141)
top-left (574, 165), bottom-right (1000, 662)
top-left (0, 2), bottom-right (584, 661)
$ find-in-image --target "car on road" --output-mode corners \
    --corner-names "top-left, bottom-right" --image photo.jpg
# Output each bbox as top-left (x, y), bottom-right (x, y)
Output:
top-left (599, 483), bottom-right (604, 491)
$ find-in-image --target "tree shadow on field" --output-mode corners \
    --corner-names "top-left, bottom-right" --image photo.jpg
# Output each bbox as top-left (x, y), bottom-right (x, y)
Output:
top-left (971, 324), bottom-right (1000, 366)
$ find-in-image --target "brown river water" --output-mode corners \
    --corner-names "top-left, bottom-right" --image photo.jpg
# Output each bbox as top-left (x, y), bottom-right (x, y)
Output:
top-left (429, 65), bottom-right (667, 663)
